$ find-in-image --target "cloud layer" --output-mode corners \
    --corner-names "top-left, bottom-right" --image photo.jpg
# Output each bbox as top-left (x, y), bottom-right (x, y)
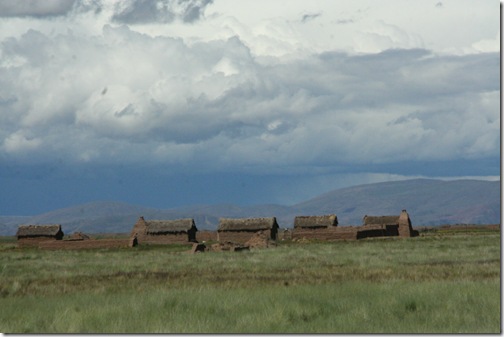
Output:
top-left (0, 0), bottom-right (499, 214)
top-left (0, 0), bottom-right (76, 17)
top-left (0, 39), bottom-right (499, 175)
top-left (0, 0), bottom-right (214, 21)
top-left (111, 0), bottom-right (213, 24)
top-left (0, 1), bottom-right (499, 178)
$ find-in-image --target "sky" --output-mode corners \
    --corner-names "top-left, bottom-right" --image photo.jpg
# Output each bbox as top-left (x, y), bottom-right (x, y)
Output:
top-left (0, 0), bottom-right (500, 215)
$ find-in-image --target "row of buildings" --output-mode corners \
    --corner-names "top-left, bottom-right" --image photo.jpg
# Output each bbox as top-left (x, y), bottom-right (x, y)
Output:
top-left (16, 210), bottom-right (418, 247)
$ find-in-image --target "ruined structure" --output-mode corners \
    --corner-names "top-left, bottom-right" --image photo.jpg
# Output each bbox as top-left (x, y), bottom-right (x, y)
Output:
top-left (245, 230), bottom-right (277, 249)
top-left (130, 216), bottom-right (198, 244)
top-left (67, 232), bottom-right (91, 241)
top-left (16, 224), bottom-right (64, 247)
top-left (217, 217), bottom-right (279, 244)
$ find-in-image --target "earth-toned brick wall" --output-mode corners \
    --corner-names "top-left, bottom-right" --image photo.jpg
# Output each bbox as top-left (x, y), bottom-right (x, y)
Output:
top-left (139, 233), bottom-right (191, 244)
top-left (38, 239), bottom-right (132, 250)
top-left (18, 237), bottom-right (59, 247)
top-left (292, 227), bottom-right (359, 241)
top-left (196, 231), bottom-right (218, 242)
top-left (217, 229), bottom-right (273, 244)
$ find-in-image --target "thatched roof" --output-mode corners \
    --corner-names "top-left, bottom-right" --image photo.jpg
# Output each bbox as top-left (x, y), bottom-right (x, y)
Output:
top-left (145, 219), bottom-right (196, 234)
top-left (294, 215), bottom-right (338, 228)
top-left (218, 217), bottom-right (278, 231)
top-left (363, 215), bottom-right (400, 226)
top-left (16, 224), bottom-right (63, 238)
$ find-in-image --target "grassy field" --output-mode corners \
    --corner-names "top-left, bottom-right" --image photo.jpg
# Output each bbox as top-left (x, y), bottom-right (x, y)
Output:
top-left (0, 230), bottom-right (500, 333)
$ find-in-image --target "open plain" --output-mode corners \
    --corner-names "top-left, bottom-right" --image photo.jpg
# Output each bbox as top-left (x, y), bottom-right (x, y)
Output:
top-left (0, 227), bottom-right (500, 333)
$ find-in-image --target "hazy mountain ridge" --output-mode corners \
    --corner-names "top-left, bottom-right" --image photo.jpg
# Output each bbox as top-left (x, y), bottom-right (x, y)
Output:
top-left (0, 179), bottom-right (499, 235)
top-left (293, 179), bottom-right (500, 225)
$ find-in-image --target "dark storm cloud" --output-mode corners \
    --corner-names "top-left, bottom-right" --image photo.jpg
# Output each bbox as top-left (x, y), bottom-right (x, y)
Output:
top-left (111, 0), bottom-right (213, 24)
top-left (112, 0), bottom-right (174, 24)
top-left (181, 0), bottom-right (212, 22)
top-left (0, 0), bottom-right (76, 17)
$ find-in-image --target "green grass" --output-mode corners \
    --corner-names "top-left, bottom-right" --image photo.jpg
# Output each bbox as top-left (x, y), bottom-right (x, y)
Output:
top-left (1, 281), bottom-right (499, 333)
top-left (0, 232), bottom-right (500, 333)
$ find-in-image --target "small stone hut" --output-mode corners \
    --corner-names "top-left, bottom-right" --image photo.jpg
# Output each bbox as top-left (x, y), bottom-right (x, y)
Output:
top-left (362, 210), bottom-right (418, 237)
top-left (130, 216), bottom-right (198, 244)
top-left (16, 224), bottom-right (64, 247)
top-left (217, 217), bottom-right (279, 244)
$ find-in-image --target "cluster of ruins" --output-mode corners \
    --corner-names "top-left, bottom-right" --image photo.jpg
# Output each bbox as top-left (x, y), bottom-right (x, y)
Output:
top-left (15, 210), bottom-right (418, 250)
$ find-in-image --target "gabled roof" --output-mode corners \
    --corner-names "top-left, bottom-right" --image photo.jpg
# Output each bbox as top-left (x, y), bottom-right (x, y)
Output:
top-left (145, 219), bottom-right (196, 234)
top-left (16, 224), bottom-right (63, 238)
top-left (294, 215), bottom-right (338, 228)
top-left (218, 217), bottom-right (278, 231)
top-left (363, 215), bottom-right (400, 225)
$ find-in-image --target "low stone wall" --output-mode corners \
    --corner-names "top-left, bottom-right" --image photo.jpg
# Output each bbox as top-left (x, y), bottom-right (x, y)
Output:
top-left (38, 239), bottom-right (133, 250)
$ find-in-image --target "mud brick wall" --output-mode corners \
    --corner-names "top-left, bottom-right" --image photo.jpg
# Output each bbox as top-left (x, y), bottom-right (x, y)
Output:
top-left (398, 211), bottom-right (415, 237)
top-left (130, 218), bottom-right (148, 242)
top-left (292, 223), bottom-right (405, 241)
top-left (217, 229), bottom-right (273, 244)
top-left (331, 227), bottom-right (359, 240)
top-left (357, 224), bottom-right (400, 238)
top-left (278, 229), bottom-right (293, 241)
top-left (292, 227), bottom-right (360, 241)
top-left (398, 224), bottom-right (412, 237)
top-left (140, 233), bottom-right (191, 245)
top-left (196, 231), bottom-right (218, 242)
top-left (360, 224), bottom-right (385, 230)
top-left (18, 237), bottom-right (58, 248)
top-left (356, 228), bottom-right (387, 239)
top-left (292, 227), bottom-right (333, 240)
top-left (385, 224), bottom-right (400, 236)
top-left (38, 239), bottom-right (132, 250)
top-left (333, 228), bottom-right (359, 240)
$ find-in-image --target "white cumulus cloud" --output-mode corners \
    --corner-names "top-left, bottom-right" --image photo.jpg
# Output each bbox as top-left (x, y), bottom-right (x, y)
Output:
top-left (0, 0), bottom-right (499, 177)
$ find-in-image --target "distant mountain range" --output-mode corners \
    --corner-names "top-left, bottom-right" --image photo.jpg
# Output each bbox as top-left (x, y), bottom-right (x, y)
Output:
top-left (0, 178), bottom-right (500, 235)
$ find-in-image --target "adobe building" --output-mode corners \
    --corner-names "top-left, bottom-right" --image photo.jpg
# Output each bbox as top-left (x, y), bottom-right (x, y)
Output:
top-left (16, 224), bottom-right (64, 247)
top-left (217, 217), bottom-right (279, 244)
top-left (130, 216), bottom-right (198, 244)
